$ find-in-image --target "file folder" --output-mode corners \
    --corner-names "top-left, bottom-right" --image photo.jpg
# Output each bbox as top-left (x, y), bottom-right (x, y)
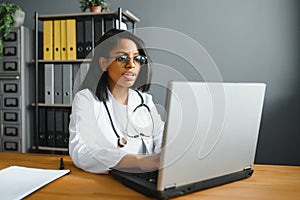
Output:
top-left (60, 20), bottom-right (67, 60)
top-left (54, 109), bottom-right (64, 148)
top-left (46, 108), bottom-right (55, 147)
top-left (84, 18), bottom-right (93, 58)
top-left (39, 108), bottom-right (47, 146)
top-left (53, 20), bottom-right (61, 60)
top-left (43, 20), bottom-right (53, 60)
top-left (63, 109), bottom-right (71, 148)
top-left (62, 64), bottom-right (73, 104)
top-left (76, 19), bottom-right (85, 59)
top-left (66, 19), bottom-right (76, 60)
top-left (44, 64), bottom-right (54, 104)
top-left (54, 64), bottom-right (63, 104)
top-left (72, 63), bottom-right (89, 96)
top-left (94, 18), bottom-right (105, 45)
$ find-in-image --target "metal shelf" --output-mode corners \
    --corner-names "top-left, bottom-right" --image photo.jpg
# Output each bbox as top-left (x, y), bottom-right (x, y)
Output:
top-left (32, 146), bottom-right (69, 152)
top-left (32, 103), bottom-right (72, 108)
top-left (37, 9), bottom-right (140, 23)
top-left (33, 7), bottom-right (139, 154)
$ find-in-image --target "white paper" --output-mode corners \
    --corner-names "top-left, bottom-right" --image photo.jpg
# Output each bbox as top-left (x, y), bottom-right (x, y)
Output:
top-left (0, 166), bottom-right (70, 200)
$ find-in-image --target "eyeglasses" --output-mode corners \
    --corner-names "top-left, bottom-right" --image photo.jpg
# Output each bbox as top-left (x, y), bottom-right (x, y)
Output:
top-left (109, 55), bottom-right (147, 67)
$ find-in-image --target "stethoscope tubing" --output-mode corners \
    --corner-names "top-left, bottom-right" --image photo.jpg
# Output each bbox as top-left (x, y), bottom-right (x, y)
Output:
top-left (103, 90), bottom-right (152, 147)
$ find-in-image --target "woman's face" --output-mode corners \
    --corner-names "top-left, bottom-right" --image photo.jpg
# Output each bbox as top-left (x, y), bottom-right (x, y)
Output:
top-left (104, 38), bottom-right (141, 90)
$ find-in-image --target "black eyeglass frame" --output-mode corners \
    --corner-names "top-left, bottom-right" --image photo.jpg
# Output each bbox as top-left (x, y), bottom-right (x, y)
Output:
top-left (108, 55), bottom-right (148, 67)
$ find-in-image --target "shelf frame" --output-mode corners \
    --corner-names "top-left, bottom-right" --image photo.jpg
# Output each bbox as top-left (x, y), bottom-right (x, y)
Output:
top-left (33, 7), bottom-right (139, 154)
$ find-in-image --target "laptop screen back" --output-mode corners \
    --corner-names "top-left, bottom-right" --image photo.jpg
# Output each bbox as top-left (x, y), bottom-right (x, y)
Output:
top-left (157, 82), bottom-right (266, 191)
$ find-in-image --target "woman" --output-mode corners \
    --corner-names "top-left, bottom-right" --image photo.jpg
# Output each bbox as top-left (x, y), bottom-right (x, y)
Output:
top-left (69, 29), bottom-right (164, 173)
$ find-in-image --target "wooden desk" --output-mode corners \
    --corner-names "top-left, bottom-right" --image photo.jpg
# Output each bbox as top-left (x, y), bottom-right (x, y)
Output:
top-left (0, 152), bottom-right (299, 200)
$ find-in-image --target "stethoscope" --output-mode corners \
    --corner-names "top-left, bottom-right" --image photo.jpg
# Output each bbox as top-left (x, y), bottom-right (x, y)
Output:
top-left (103, 90), bottom-right (153, 147)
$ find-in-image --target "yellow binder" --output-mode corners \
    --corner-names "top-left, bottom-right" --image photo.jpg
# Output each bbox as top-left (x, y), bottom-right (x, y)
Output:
top-left (53, 20), bottom-right (61, 60)
top-left (43, 20), bottom-right (53, 60)
top-left (60, 20), bottom-right (67, 60)
top-left (66, 19), bottom-right (77, 60)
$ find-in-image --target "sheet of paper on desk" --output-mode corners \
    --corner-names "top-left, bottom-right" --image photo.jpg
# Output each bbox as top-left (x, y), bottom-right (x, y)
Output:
top-left (0, 166), bottom-right (70, 200)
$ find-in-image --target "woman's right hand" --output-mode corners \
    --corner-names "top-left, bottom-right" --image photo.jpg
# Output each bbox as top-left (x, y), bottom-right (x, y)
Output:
top-left (138, 154), bottom-right (160, 171)
top-left (114, 153), bottom-right (160, 171)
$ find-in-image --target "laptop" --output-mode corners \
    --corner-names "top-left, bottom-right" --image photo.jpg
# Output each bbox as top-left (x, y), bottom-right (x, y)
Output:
top-left (110, 81), bottom-right (266, 199)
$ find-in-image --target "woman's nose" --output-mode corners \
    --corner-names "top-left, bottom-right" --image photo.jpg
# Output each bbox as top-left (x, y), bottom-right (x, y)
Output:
top-left (125, 58), bottom-right (135, 69)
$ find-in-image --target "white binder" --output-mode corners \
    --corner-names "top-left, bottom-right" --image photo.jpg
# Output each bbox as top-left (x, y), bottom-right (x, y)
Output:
top-left (54, 64), bottom-right (63, 104)
top-left (72, 63), bottom-right (89, 96)
top-left (44, 64), bottom-right (54, 104)
top-left (62, 64), bottom-right (73, 104)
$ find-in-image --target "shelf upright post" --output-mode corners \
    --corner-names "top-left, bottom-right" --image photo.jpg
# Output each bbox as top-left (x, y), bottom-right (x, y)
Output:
top-left (132, 20), bottom-right (136, 34)
top-left (118, 7), bottom-right (122, 30)
top-left (91, 16), bottom-right (95, 58)
top-left (34, 12), bottom-right (39, 151)
top-left (101, 18), bottom-right (105, 35)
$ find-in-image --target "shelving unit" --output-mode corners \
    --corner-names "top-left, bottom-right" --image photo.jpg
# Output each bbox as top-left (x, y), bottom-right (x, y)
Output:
top-left (33, 8), bottom-right (140, 154)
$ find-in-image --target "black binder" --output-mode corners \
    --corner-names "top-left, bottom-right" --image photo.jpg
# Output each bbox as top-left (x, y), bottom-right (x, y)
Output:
top-left (94, 18), bottom-right (104, 45)
top-left (76, 17), bottom-right (93, 59)
top-left (46, 108), bottom-right (55, 147)
top-left (63, 109), bottom-right (71, 148)
top-left (39, 108), bottom-right (47, 146)
top-left (84, 18), bottom-right (93, 58)
top-left (55, 109), bottom-right (64, 148)
top-left (76, 18), bottom-right (85, 59)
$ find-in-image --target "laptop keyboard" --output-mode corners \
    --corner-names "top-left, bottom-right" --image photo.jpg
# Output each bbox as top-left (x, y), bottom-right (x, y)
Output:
top-left (116, 169), bottom-right (159, 184)
top-left (132, 170), bottom-right (159, 184)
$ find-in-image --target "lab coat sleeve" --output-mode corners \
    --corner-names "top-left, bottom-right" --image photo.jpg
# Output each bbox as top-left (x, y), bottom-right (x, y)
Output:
top-left (69, 90), bottom-right (127, 174)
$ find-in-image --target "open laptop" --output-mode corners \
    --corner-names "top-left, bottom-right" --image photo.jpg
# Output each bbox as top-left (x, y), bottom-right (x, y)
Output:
top-left (110, 81), bottom-right (266, 199)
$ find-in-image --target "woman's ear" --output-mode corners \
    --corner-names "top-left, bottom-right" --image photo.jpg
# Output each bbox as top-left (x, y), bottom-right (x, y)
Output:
top-left (99, 57), bottom-right (109, 71)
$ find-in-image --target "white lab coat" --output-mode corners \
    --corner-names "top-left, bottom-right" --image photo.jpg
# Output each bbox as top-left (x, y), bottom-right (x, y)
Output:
top-left (69, 88), bottom-right (164, 174)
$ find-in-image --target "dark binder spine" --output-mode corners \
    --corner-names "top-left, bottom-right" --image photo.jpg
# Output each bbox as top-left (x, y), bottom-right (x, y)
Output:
top-left (55, 109), bottom-right (64, 148)
top-left (63, 109), bottom-right (71, 148)
top-left (84, 18), bottom-right (93, 58)
top-left (46, 108), bottom-right (55, 147)
top-left (38, 107), bottom-right (47, 146)
top-left (76, 19), bottom-right (85, 59)
top-left (94, 17), bottom-right (103, 45)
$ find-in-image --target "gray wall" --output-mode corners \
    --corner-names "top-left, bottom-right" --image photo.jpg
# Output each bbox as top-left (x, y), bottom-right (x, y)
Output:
top-left (7, 0), bottom-right (300, 165)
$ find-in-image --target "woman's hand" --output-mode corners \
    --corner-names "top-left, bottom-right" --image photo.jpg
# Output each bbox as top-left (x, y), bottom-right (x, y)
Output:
top-left (113, 153), bottom-right (160, 171)
top-left (138, 154), bottom-right (160, 171)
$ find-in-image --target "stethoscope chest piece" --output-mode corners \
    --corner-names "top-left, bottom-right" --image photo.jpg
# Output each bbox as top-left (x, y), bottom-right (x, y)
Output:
top-left (118, 137), bottom-right (127, 147)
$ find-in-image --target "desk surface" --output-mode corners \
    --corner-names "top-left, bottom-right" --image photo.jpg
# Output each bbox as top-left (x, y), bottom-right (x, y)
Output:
top-left (0, 152), bottom-right (299, 200)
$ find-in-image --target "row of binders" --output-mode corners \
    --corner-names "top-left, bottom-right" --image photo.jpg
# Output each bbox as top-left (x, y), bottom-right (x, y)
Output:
top-left (43, 19), bottom-right (77, 60)
top-left (43, 18), bottom-right (127, 61)
top-left (38, 107), bottom-right (71, 148)
top-left (43, 18), bottom-right (102, 60)
top-left (44, 63), bottom-right (89, 104)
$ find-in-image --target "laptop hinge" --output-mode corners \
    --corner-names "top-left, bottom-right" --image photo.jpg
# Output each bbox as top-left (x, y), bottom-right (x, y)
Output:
top-left (164, 183), bottom-right (176, 190)
top-left (243, 165), bottom-right (252, 171)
